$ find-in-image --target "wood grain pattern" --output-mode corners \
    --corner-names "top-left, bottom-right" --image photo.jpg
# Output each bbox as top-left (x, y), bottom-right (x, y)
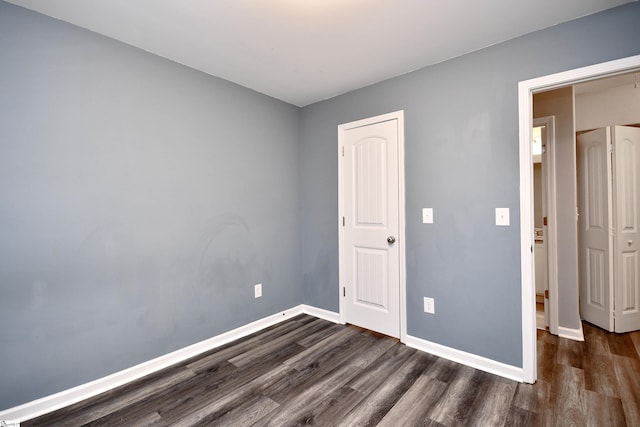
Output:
top-left (376, 374), bottom-right (447, 427)
top-left (23, 317), bottom-right (640, 426)
top-left (613, 354), bottom-right (640, 426)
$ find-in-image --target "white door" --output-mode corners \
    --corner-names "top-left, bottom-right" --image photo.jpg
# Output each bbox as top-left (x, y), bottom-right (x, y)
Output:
top-left (612, 126), bottom-right (640, 333)
top-left (339, 116), bottom-right (401, 338)
top-left (577, 128), bottom-right (614, 331)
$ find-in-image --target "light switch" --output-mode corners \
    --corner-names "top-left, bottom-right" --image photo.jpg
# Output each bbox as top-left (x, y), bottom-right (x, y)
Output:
top-left (422, 208), bottom-right (433, 224)
top-left (423, 297), bottom-right (435, 314)
top-left (495, 208), bottom-right (510, 226)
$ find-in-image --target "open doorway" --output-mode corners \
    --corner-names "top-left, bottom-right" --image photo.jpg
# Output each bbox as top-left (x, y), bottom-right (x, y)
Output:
top-left (575, 76), bottom-right (640, 333)
top-left (518, 54), bottom-right (640, 384)
top-left (530, 74), bottom-right (640, 340)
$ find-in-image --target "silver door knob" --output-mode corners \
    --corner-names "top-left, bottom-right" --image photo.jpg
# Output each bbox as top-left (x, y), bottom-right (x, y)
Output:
top-left (387, 236), bottom-right (396, 244)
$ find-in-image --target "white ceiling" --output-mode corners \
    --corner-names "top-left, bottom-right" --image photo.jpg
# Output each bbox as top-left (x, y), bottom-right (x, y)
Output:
top-left (7, 0), bottom-right (635, 106)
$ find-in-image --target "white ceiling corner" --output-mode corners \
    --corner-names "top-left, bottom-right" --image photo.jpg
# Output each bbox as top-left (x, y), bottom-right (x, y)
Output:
top-left (6, 0), bottom-right (636, 106)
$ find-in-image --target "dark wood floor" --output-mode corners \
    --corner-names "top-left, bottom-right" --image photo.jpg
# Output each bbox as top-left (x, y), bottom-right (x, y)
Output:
top-left (24, 315), bottom-right (640, 426)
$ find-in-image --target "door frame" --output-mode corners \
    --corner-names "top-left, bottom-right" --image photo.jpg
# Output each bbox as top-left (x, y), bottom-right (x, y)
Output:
top-left (534, 116), bottom-right (559, 335)
top-left (338, 110), bottom-right (407, 342)
top-left (518, 55), bottom-right (640, 384)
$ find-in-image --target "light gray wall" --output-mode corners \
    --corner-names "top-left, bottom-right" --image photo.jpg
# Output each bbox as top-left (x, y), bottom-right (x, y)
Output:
top-left (0, 1), bottom-right (301, 409)
top-left (300, 2), bottom-right (640, 367)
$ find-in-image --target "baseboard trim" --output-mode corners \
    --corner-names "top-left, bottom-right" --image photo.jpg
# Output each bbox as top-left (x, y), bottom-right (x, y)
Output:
top-left (0, 305), bottom-right (318, 425)
top-left (558, 324), bottom-right (585, 341)
top-left (405, 335), bottom-right (524, 383)
top-left (300, 304), bottom-right (340, 323)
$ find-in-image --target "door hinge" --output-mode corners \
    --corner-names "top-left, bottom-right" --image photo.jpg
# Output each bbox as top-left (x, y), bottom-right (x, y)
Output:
top-left (544, 290), bottom-right (549, 299)
top-left (342, 216), bottom-right (345, 226)
top-left (342, 146), bottom-right (345, 156)
top-left (543, 216), bottom-right (547, 226)
top-left (343, 286), bottom-right (346, 297)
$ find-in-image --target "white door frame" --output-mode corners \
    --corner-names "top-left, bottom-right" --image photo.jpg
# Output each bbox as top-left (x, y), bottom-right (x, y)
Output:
top-left (534, 116), bottom-right (559, 335)
top-left (338, 110), bottom-right (407, 343)
top-left (518, 55), bottom-right (640, 383)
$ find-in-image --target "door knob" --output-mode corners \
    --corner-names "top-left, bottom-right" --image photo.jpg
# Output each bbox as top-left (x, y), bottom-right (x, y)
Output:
top-left (387, 236), bottom-right (396, 244)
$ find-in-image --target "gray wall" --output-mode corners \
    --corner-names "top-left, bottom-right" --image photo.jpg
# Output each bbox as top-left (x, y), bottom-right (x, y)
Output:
top-left (300, 2), bottom-right (640, 367)
top-left (0, 2), bottom-right (301, 409)
top-left (534, 87), bottom-right (580, 330)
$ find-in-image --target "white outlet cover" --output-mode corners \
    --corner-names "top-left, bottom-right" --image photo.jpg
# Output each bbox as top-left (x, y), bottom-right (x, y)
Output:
top-left (422, 208), bottom-right (433, 224)
top-left (495, 208), bottom-right (510, 226)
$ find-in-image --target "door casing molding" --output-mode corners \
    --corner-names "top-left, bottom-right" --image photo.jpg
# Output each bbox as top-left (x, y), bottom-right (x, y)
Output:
top-left (338, 110), bottom-right (407, 343)
top-left (518, 54), bottom-right (640, 384)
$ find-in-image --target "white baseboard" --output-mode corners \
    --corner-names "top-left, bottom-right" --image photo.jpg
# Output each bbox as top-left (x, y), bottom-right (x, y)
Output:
top-left (405, 335), bottom-right (524, 383)
top-left (300, 305), bottom-right (340, 323)
top-left (558, 324), bottom-right (585, 341)
top-left (0, 305), bottom-right (320, 426)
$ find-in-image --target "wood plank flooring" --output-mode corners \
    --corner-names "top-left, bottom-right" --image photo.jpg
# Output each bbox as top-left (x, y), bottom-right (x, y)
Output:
top-left (23, 316), bottom-right (640, 426)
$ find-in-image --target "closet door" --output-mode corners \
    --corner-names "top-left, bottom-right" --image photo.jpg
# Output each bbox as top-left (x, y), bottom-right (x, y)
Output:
top-left (613, 126), bottom-right (640, 333)
top-left (577, 128), bottom-right (614, 331)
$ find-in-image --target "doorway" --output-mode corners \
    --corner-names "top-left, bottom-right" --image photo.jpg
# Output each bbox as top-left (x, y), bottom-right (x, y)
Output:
top-left (338, 111), bottom-right (407, 341)
top-left (577, 125), bottom-right (640, 333)
top-left (518, 54), bottom-right (640, 384)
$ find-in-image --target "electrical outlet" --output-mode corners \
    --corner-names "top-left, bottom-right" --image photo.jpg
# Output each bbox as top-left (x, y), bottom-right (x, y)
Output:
top-left (423, 297), bottom-right (435, 314)
top-left (254, 283), bottom-right (262, 298)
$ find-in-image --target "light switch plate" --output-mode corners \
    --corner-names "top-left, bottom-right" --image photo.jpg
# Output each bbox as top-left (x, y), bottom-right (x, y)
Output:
top-left (254, 283), bottom-right (262, 298)
top-left (495, 208), bottom-right (510, 226)
top-left (422, 208), bottom-right (433, 224)
top-left (423, 297), bottom-right (435, 314)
